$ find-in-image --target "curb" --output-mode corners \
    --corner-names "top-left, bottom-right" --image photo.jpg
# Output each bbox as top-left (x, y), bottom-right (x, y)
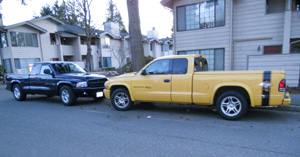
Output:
top-left (253, 105), bottom-right (300, 112)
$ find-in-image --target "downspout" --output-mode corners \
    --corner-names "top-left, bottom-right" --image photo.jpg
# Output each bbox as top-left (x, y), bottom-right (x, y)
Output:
top-left (39, 32), bottom-right (44, 61)
top-left (229, 0), bottom-right (233, 70)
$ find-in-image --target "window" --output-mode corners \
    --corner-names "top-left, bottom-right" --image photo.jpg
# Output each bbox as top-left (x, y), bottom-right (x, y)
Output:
top-left (264, 45), bottom-right (282, 54)
top-left (266, 0), bottom-right (285, 13)
top-left (10, 32), bottom-right (38, 47)
top-left (103, 57), bottom-right (112, 67)
top-left (102, 37), bottom-right (110, 48)
top-left (144, 59), bottom-right (171, 75)
top-left (178, 48), bottom-right (224, 71)
top-left (126, 57), bottom-right (130, 63)
top-left (15, 58), bottom-right (40, 72)
top-left (177, 0), bottom-right (225, 31)
top-left (40, 65), bottom-right (52, 75)
top-left (150, 42), bottom-right (154, 51)
top-left (30, 63), bottom-right (41, 75)
top-left (3, 59), bottom-right (12, 73)
top-left (163, 44), bottom-right (169, 52)
top-left (125, 40), bottom-right (129, 50)
top-left (50, 33), bottom-right (56, 45)
top-left (91, 38), bottom-right (96, 45)
top-left (292, 0), bottom-right (300, 11)
top-left (186, 4), bottom-right (200, 30)
top-left (81, 37), bottom-right (86, 45)
top-left (1, 33), bottom-right (8, 48)
top-left (172, 58), bottom-right (188, 74)
top-left (52, 63), bottom-right (85, 74)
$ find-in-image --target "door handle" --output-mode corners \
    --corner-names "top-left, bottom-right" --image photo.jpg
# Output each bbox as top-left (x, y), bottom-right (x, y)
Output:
top-left (164, 79), bottom-right (170, 83)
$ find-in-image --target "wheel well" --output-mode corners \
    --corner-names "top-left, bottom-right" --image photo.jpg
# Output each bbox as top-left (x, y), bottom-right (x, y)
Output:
top-left (57, 83), bottom-right (73, 94)
top-left (10, 82), bottom-right (19, 92)
top-left (110, 85), bottom-right (129, 96)
top-left (214, 86), bottom-right (251, 106)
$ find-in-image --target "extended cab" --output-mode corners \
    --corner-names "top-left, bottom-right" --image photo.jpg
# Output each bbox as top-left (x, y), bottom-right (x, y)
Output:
top-left (104, 55), bottom-right (291, 120)
top-left (6, 62), bottom-right (108, 106)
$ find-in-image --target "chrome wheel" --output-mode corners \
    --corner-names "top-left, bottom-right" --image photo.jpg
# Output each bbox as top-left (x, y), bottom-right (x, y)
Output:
top-left (61, 89), bottom-right (70, 104)
top-left (13, 87), bottom-right (21, 99)
top-left (220, 96), bottom-right (242, 117)
top-left (114, 92), bottom-right (129, 109)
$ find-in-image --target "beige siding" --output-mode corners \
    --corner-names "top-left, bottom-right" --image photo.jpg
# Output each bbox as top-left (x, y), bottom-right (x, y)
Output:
top-left (248, 54), bottom-right (300, 87)
top-left (233, 0), bottom-right (285, 70)
top-left (143, 42), bottom-right (151, 56)
top-left (9, 26), bottom-right (42, 60)
top-left (1, 47), bottom-right (11, 59)
top-left (291, 12), bottom-right (300, 39)
top-left (31, 19), bottom-right (61, 61)
top-left (173, 0), bottom-right (231, 70)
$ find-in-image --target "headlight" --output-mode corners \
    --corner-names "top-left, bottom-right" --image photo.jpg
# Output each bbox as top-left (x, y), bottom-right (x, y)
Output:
top-left (76, 81), bottom-right (87, 88)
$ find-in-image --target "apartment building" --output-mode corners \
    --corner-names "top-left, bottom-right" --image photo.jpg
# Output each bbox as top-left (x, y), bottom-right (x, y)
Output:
top-left (0, 15), bottom-right (173, 74)
top-left (161, 0), bottom-right (300, 87)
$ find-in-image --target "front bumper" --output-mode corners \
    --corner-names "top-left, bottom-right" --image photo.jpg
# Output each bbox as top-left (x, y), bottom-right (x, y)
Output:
top-left (282, 92), bottom-right (291, 106)
top-left (103, 89), bottom-right (110, 99)
top-left (73, 87), bottom-right (105, 98)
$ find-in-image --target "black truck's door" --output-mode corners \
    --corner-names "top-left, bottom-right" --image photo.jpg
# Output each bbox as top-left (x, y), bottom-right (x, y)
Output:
top-left (37, 64), bottom-right (56, 95)
top-left (29, 63), bottom-right (42, 94)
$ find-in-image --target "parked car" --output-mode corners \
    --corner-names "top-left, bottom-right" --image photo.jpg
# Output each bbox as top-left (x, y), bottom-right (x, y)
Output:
top-left (5, 62), bottom-right (108, 106)
top-left (103, 55), bottom-right (291, 120)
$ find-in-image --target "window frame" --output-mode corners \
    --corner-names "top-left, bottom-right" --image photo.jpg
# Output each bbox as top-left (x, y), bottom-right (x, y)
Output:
top-left (10, 31), bottom-right (39, 47)
top-left (177, 48), bottom-right (225, 71)
top-left (176, 0), bottom-right (226, 32)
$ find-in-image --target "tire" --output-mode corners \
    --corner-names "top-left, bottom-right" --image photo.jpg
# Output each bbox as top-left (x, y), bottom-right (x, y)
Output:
top-left (111, 88), bottom-right (133, 111)
top-left (12, 84), bottom-right (26, 101)
top-left (216, 91), bottom-right (248, 120)
top-left (60, 85), bottom-right (77, 106)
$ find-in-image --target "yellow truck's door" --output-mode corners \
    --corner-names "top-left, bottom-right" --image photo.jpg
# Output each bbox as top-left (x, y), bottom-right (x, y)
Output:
top-left (132, 59), bottom-right (172, 102)
top-left (171, 58), bottom-right (193, 104)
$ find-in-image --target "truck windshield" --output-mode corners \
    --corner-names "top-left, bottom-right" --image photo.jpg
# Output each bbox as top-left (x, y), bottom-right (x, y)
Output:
top-left (52, 63), bottom-right (86, 74)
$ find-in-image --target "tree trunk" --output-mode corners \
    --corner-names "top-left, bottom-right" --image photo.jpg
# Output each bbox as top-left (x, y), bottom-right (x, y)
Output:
top-left (86, 38), bottom-right (92, 72)
top-left (127, 0), bottom-right (145, 72)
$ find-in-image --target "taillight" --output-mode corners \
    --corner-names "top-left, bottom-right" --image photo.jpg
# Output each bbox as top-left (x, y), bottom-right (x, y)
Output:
top-left (279, 79), bottom-right (286, 92)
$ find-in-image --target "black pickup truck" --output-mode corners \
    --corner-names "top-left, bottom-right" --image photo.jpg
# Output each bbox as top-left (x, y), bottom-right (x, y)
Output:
top-left (5, 62), bottom-right (108, 106)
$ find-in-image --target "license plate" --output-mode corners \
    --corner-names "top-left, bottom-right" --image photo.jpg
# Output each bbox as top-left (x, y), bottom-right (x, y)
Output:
top-left (96, 92), bottom-right (103, 97)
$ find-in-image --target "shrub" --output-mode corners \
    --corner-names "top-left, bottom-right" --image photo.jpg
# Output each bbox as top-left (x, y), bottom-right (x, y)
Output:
top-left (103, 67), bottom-right (115, 71)
top-left (0, 65), bottom-right (7, 80)
top-left (145, 55), bottom-right (154, 64)
top-left (120, 61), bottom-right (133, 73)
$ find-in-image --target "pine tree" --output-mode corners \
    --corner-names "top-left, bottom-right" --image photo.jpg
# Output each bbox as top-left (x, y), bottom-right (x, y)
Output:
top-left (106, 0), bottom-right (127, 33)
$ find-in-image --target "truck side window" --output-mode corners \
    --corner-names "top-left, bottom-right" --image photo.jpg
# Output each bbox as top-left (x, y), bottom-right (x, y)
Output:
top-left (30, 64), bottom-right (41, 75)
top-left (40, 65), bottom-right (52, 75)
top-left (172, 58), bottom-right (188, 74)
top-left (194, 57), bottom-right (208, 72)
top-left (145, 59), bottom-right (171, 75)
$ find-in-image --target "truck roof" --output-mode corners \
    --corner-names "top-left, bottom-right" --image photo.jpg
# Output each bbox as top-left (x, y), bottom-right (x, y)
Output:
top-left (35, 61), bottom-right (76, 64)
top-left (157, 54), bottom-right (206, 59)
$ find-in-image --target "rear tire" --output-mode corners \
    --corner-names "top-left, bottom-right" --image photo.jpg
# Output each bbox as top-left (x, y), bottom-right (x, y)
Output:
top-left (12, 84), bottom-right (26, 101)
top-left (111, 88), bottom-right (133, 111)
top-left (60, 85), bottom-right (77, 106)
top-left (216, 91), bottom-right (248, 120)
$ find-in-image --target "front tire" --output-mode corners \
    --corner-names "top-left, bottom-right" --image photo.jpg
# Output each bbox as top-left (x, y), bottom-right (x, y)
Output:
top-left (216, 91), bottom-right (248, 120)
top-left (12, 84), bottom-right (26, 101)
top-left (111, 88), bottom-right (133, 111)
top-left (60, 85), bottom-right (77, 106)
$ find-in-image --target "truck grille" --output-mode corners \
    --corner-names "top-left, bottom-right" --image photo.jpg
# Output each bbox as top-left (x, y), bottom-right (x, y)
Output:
top-left (88, 78), bottom-right (107, 88)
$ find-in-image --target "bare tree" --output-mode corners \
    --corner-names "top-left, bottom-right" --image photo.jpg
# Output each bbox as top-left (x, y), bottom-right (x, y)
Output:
top-left (110, 40), bottom-right (128, 68)
top-left (73, 0), bottom-right (96, 71)
top-left (127, 0), bottom-right (145, 72)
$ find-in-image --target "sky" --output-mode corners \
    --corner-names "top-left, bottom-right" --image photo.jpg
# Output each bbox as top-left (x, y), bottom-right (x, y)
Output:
top-left (0, 0), bottom-right (173, 38)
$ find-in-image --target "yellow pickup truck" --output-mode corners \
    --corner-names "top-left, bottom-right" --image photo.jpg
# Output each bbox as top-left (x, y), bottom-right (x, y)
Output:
top-left (104, 55), bottom-right (291, 120)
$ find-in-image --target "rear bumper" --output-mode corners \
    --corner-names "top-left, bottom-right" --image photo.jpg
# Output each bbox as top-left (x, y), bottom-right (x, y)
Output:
top-left (282, 92), bottom-right (291, 106)
top-left (73, 87), bottom-right (105, 98)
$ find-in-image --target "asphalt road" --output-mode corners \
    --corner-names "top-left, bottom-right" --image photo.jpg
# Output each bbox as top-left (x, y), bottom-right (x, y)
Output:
top-left (0, 86), bottom-right (300, 156)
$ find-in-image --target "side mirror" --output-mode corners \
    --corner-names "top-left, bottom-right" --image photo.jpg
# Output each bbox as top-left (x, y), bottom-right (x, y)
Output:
top-left (141, 69), bottom-right (146, 75)
top-left (44, 69), bottom-right (52, 75)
